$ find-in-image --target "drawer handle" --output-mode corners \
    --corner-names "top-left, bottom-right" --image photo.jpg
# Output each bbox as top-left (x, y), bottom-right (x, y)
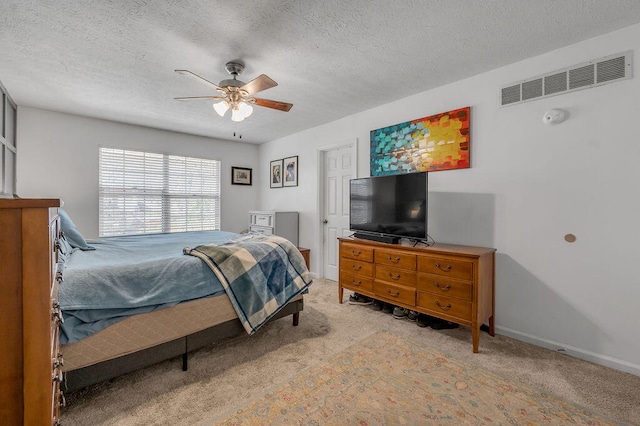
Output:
top-left (387, 288), bottom-right (400, 297)
top-left (351, 264), bottom-right (362, 271)
top-left (435, 300), bottom-right (452, 310)
top-left (52, 306), bottom-right (64, 325)
top-left (435, 262), bottom-right (452, 272)
top-left (351, 249), bottom-right (362, 256)
top-left (351, 278), bottom-right (362, 286)
top-left (387, 255), bottom-right (401, 264)
top-left (52, 370), bottom-right (64, 382)
top-left (59, 391), bottom-right (67, 408)
top-left (434, 282), bottom-right (451, 291)
top-left (387, 272), bottom-right (401, 280)
top-left (56, 270), bottom-right (64, 284)
top-left (53, 354), bottom-right (64, 369)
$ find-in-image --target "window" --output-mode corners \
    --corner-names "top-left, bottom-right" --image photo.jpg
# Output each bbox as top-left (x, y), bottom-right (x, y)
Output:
top-left (1, 83), bottom-right (17, 197)
top-left (99, 147), bottom-right (220, 236)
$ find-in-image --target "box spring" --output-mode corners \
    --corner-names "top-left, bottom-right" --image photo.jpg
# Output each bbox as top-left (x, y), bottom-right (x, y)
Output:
top-left (62, 293), bottom-right (303, 392)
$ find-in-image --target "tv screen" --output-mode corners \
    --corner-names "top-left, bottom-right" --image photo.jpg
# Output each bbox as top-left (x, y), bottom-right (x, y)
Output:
top-left (349, 171), bottom-right (427, 241)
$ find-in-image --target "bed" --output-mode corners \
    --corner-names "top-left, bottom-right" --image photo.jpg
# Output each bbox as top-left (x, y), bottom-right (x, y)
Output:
top-left (57, 212), bottom-right (311, 392)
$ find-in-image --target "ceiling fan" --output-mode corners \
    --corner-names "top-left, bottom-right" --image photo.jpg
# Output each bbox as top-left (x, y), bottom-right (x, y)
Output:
top-left (174, 61), bottom-right (293, 122)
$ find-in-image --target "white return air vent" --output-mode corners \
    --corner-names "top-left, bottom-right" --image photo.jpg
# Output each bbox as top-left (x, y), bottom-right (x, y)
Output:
top-left (500, 51), bottom-right (633, 107)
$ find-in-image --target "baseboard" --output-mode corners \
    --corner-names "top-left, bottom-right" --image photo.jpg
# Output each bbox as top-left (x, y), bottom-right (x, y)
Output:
top-left (495, 326), bottom-right (640, 377)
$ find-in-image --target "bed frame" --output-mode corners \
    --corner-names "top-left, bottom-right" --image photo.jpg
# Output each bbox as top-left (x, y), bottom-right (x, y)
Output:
top-left (63, 298), bottom-right (303, 392)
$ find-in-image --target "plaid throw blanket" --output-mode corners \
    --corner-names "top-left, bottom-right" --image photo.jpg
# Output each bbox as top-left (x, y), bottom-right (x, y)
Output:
top-left (184, 234), bottom-right (312, 335)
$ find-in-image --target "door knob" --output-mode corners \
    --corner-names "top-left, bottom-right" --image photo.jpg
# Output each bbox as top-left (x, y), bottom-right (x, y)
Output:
top-left (322, 219), bottom-right (328, 224)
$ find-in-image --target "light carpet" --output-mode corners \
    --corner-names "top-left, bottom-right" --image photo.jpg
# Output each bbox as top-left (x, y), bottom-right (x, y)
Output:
top-left (61, 279), bottom-right (640, 425)
top-left (212, 330), bottom-right (619, 425)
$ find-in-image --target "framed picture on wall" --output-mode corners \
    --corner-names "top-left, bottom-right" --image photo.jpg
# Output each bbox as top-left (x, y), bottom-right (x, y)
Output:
top-left (283, 155), bottom-right (298, 187)
top-left (231, 166), bottom-right (252, 185)
top-left (270, 159), bottom-right (283, 188)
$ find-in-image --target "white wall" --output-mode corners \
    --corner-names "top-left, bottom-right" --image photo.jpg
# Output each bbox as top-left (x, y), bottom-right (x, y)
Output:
top-left (259, 23), bottom-right (640, 375)
top-left (16, 107), bottom-right (260, 238)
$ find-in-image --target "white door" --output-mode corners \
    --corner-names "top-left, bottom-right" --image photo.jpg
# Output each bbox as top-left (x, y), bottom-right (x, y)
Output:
top-left (322, 145), bottom-right (355, 281)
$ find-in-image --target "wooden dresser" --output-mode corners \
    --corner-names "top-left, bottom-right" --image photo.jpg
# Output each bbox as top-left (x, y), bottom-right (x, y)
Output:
top-left (338, 237), bottom-right (496, 353)
top-left (0, 198), bottom-right (64, 425)
top-left (297, 247), bottom-right (310, 270)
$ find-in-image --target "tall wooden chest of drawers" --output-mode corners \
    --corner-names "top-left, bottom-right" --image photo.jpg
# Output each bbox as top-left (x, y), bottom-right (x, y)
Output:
top-left (0, 198), bottom-right (63, 425)
top-left (338, 237), bottom-right (496, 353)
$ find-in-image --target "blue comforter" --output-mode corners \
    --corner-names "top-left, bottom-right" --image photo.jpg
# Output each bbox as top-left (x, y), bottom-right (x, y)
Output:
top-left (59, 230), bottom-right (238, 344)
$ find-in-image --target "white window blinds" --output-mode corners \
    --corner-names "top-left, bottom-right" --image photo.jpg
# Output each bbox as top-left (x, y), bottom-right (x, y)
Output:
top-left (99, 147), bottom-right (220, 236)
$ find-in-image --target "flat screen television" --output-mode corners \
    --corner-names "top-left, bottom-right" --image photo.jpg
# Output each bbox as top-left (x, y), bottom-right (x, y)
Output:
top-left (349, 171), bottom-right (428, 244)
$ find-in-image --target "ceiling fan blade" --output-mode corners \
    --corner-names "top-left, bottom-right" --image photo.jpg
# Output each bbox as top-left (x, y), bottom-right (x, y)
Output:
top-left (174, 96), bottom-right (223, 101)
top-left (254, 97), bottom-right (293, 112)
top-left (241, 74), bottom-right (277, 95)
top-left (175, 70), bottom-right (222, 91)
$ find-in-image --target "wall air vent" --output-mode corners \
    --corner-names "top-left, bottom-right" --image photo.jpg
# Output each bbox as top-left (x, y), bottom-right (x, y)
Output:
top-left (499, 51), bottom-right (632, 107)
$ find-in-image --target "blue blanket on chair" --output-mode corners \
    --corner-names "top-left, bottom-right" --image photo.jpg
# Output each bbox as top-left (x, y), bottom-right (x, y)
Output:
top-left (184, 234), bottom-right (312, 335)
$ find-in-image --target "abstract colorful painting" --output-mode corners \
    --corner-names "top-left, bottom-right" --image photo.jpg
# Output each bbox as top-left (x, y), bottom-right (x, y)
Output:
top-left (370, 106), bottom-right (470, 175)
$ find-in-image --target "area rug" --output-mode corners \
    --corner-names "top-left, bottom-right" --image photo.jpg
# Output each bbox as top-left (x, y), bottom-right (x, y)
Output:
top-left (210, 331), bottom-right (620, 425)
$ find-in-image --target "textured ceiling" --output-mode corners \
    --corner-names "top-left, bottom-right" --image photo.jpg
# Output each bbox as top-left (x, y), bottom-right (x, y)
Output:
top-left (1, 1), bottom-right (640, 144)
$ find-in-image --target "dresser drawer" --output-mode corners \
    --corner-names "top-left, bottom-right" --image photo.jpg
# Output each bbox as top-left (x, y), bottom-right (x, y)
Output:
top-left (51, 325), bottom-right (62, 379)
top-left (254, 214), bottom-right (273, 227)
top-left (51, 271), bottom-right (61, 339)
top-left (52, 381), bottom-right (60, 426)
top-left (340, 258), bottom-right (374, 277)
top-left (50, 282), bottom-right (61, 357)
top-left (51, 324), bottom-right (63, 424)
top-left (375, 249), bottom-right (417, 270)
top-left (375, 265), bottom-right (416, 287)
top-left (417, 273), bottom-right (472, 301)
top-left (340, 243), bottom-right (374, 262)
top-left (50, 215), bottom-right (60, 281)
top-left (250, 225), bottom-right (273, 235)
top-left (373, 281), bottom-right (415, 306)
top-left (418, 255), bottom-right (474, 281)
top-left (340, 272), bottom-right (373, 293)
top-left (417, 293), bottom-right (472, 321)
top-left (51, 324), bottom-right (61, 371)
top-left (51, 264), bottom-right (60, 300)
top-left (52, 381), bottom-right (64, 426)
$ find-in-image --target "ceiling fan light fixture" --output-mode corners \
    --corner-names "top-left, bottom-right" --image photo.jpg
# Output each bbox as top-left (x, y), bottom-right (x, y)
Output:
top-left (238, 101), bottom-right (253, 118)
top-left (175, 64), bottom-right (292, 122)
top-left (213, 100), bottom-right (229, 117)
top-left (231, 107), bottom-right (245, 122)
